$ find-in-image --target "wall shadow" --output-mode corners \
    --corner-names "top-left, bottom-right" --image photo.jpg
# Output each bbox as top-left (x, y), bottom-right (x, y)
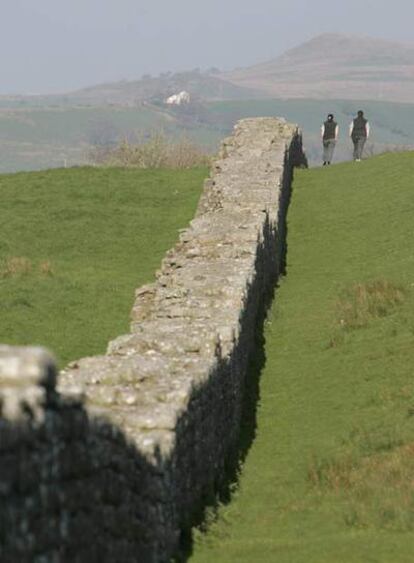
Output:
top-left (0, 392), bottom-right (181, 562)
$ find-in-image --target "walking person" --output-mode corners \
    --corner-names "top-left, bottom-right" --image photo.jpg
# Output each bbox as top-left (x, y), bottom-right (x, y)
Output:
top-left (321, 113), bottom-right (339, 166)
top-left (350, 110), bottom-right (370, 161)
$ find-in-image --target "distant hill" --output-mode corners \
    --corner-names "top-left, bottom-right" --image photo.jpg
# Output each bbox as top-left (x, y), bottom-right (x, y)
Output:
top-left (0, 72), bottom-right (267, 110)
top-left (1, 33), bottom-right (414, 172)
top-left (51, 34), bottom-right (414, 105)
top-left (2, 34), bottom-right (414, 108)
top-left (223, 33), bottom-right (414, 103)
top-left (63, 71), bottom-right (267, 106)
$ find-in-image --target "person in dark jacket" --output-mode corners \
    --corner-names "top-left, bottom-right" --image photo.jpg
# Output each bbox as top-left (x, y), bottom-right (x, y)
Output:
top-left (321, 113), bottom-right (339, 165)
top-left (350, 110), bottom-right (370, 161)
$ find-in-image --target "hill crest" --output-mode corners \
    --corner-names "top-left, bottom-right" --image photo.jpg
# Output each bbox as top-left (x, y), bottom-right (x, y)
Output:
top-left (223, 33), bottom-right (414, 103)
top-left (70, 33), bottom-right (414, 105)
top-left (2, 33), bottom-right (413, 107)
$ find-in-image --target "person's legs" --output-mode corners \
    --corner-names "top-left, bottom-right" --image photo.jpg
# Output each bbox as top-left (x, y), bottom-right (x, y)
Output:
top-left (353, 138), bottom-right (359, 160)
top-left (323, 141), bottom-right (329, 164)
top-left (327, 140), bottom-right (336, 163)
top-left (356, 138), bottom-right (366, 160)
top-left (323, 140), bottom-right (336, 164)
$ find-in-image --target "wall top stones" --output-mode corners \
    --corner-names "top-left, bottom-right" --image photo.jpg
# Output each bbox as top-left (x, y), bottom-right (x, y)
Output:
top-left (57, 117), bottom-right (303, 460)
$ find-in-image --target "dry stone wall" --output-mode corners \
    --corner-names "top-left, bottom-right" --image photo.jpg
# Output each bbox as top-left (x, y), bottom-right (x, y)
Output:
top-left (0, 118), bottom-right (306, 562)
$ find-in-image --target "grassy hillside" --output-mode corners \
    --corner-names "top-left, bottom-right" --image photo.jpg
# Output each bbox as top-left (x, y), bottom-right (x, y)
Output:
top-left (0, 167), bottom-right (205, 367)
top-left (224, 33), bottom-right (414, 103)
top-left (0, 105), bottom-right (219, 173)
top-left (6, 34), bottom-right (413, 107)
top-left (68, 70), bottom-right (266, 105)
top-left (1, 98), bottom-right (413, 172)
top-left (190, 152), bottom-right (414, 562)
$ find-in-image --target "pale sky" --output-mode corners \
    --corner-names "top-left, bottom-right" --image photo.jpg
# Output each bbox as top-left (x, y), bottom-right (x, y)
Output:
top-left (1, 0), bottom-right (413, 95)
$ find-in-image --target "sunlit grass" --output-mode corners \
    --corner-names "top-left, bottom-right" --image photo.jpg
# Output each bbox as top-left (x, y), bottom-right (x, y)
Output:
top-left (0, 166), bottom-right (205, 366)
top-left (190, 152), bottom-right (414, 563)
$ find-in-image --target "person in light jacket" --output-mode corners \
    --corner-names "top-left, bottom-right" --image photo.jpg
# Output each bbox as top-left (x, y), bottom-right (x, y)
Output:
top-left (350, 110), bottom-right (370, 161)
top-left (321, 114), bottom-right (339, 166)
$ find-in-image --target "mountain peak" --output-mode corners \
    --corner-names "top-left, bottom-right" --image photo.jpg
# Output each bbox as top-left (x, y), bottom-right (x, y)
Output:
top-left (277, 33), bottom-right (414, 65)
top-left (224, 33), bottom-right (414, 103)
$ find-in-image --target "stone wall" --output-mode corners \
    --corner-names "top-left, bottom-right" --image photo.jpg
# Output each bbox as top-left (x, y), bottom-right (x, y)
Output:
top-left (0, 118), bottom-right (306, 562)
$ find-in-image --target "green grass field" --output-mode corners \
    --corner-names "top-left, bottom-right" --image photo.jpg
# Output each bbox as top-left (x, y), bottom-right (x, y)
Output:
top-left (2, 142), bottom-right (414, 560)
top-left (190, 152), bottom-right (414, 562)
top-left (0, 167), bottom-right (205, 367)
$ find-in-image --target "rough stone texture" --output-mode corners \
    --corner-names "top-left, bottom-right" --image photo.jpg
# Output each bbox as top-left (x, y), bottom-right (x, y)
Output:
top-left (0, 118), bottom-right (306, 562)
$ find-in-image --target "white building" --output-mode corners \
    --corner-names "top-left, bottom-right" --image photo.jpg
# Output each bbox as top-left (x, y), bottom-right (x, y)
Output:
top-left (165, 91), bottom-right (191, 105)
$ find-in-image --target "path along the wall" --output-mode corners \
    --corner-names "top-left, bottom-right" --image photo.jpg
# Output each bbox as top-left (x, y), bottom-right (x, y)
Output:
top-left (0, 118), bottom-right (306, 562)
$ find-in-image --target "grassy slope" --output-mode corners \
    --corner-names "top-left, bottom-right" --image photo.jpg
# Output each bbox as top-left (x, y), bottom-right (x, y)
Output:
top-left (0, 167), bottom-right (205, 367)
top-left (0, 107), bottom-right (164, 144)
top-left (190, 152), bottom-right (414, 562)
top-left (0, 105), bottom-right (220, 173)
top-left (0, 106), bottom-right (169, 173)
top-left (2, 99), bottom-right (414, 172)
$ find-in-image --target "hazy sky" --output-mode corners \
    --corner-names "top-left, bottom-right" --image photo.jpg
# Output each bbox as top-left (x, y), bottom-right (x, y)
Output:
top-left (1, 0), bottom-right (413, 95)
